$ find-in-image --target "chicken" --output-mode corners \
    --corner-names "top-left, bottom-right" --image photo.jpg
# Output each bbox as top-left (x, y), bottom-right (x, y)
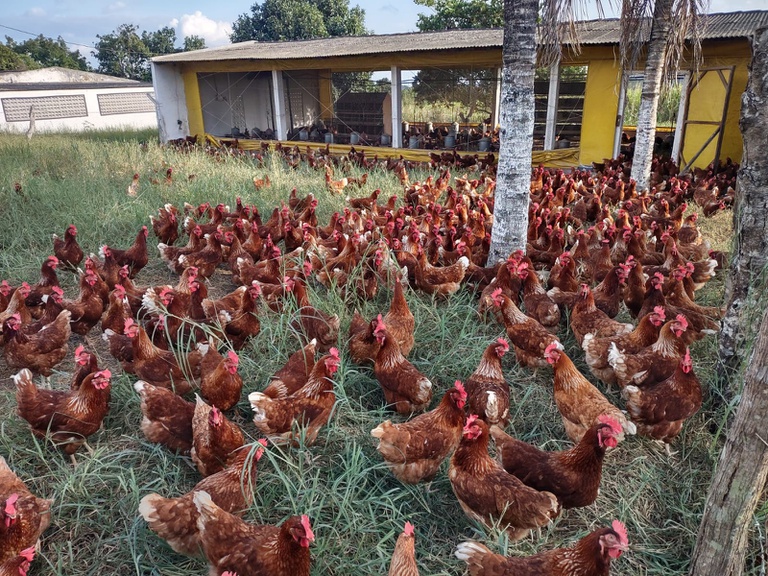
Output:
top-left (193, 490), bottom-right (314, 576)
top-left (547, 251), bottom-right (578, 293)
top-left (371, 381), bottom-right (467, 484)
top-left (134, 380), bottom-right (195, 454)
top-left (139, 441), bottom-right (266, 557)
top-left (25, 256), bottom-right (60, 314)
top-left (545, 344), bottom-right (635, 443)
top-left (490, 415), bottom-right (622, 509)
top-left (3, 310), bottom-right (71, 376)
top-left (0, 284), bottom-right (32, 335)
top-left (122, 318), bottom-right (198, 395)
top-left (582, 306), bottom-right (667, 387)
top-left (0, 456), bottom-right (52, 563)
top-left (448, 416), bottom-right (560, 540)
top-left (127, 172), bottom-right (140, 197)
top-left (151, 203), bottom-right (180, 246)
top-left (52, 224), bottom-right (83, 270)
top-left (222, 282), bottom-right (262, 350)
top-left (373, 318), bottom-right (433, 414)
top-left (15, 368), bottom-right (112, 460)
top-left (69, 345), bottom-right (99, 390)
top-left (59, 269), bottom-right (104, 335)
top-left (248, 349), bottom-right (340, 445)
top-left (200, 347), bottom-right (243, 412)
top-left (0, 547), bottom-right (35, 576)
top-left (348, 311), bottom-right (381, 365)
top-left (455, 520), bottom-right (629, 576)
top-left (608, 315), bottom-right (690, 388)
top-left (485, 288), bottom-right (562, 369)
top-left (106, 226), bottom-right (149, 278)
top-left (158, 225), bottom-right (204, 269)
top-left (290, 278), bottom-right (340, 353)
top-left (568, 284), bottom-right (633, 347)
top-left (388, 521), bottom-right (419, 576)
top-left (622, 348), bottom-right (703, 444)
top-left (384, 276), bottom-right (415, 356)
top-left (101, 284), bottom-right (132, 334)
top-left (515, 260), bottom-right (560, 331)
top-left (191, 396), bottom-right (246, 477)
top-left (465, 339), bottom-right (510, 426)
top-left (262, 338), bottom-right (317, 399)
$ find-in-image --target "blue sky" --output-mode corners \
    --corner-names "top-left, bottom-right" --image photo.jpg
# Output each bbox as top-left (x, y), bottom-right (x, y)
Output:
top-left (2, 0), bottom-right (766, 64)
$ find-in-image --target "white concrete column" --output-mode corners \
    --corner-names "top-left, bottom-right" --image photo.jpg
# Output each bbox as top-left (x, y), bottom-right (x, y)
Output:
top-left (491, 67), bottom-right (502, 129)
top-left (391, 65), bottom-right (402, 148)
top-left (272, 69), bottom-right (288, 140)
top-left (544, 60), bottom-right (561, 150)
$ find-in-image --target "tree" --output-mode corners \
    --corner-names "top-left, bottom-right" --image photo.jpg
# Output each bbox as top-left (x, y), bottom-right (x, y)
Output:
top-left (6, 34), bottom-right (89, 71)
top-left (142, 26), bottom-right (177, 57)
top-left (487, 0), bottom-right (537, 263)
top-left (93, 24), bottom-right (151, 81)
top-left (414, 0), bottom-right (502, 30)
top-left (230, 0), bottom-right (367, 43)
top-left (0, 43), bottom-right (35, 71)
top-left (183, 35), bottom-right (207, 52)
top-left (623, 0), bottom-right (704, 190)
top-left (688, 30), bottom-right (768, 574)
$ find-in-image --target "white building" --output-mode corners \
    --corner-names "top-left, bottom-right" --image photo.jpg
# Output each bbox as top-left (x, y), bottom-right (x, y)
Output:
top-left (0, 67), bottom-right (157, 133)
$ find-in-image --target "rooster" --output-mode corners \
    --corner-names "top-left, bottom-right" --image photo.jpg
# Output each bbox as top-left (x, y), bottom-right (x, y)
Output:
top-left (193, 490), bottom-right (314, 576)
top-left (0, 456), bottom-right (52, 564)
top-left (139, 441), bottom-right (266, 556)
top-left (15, 368), bottom-right (112, 463)
top-left (455, 520), bottom-right (629, 575)
top-left (371, 381), bottom-right (467, 484)
top-left (490, 415), bottom-right (623, 509)
top-left (449, 416), bottom-right (560, 540)
top-left (388, 521), bottom-right (419, 576)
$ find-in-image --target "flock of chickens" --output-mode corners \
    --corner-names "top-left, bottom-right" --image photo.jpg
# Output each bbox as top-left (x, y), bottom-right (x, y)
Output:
top-left (0, 146), bottom-right (733, 576)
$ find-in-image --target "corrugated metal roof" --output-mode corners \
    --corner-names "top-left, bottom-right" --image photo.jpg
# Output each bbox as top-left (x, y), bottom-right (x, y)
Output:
top-left (0, 67), bottom-right (146, 85)
top-left (153, 10), bottom-right (768, 64)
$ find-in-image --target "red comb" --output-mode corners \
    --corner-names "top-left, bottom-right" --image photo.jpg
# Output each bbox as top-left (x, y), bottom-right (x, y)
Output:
top-left (404, 521), bottom-right (415, 536)
top-left (612, 520), bottom-right (629, 546)
top-left (598, 414), bottom-right (622, 435)
top-left (300, 515), bottom-right (314, 541)
top-left (227, 350), bottom-right (239, 364)
top-left (463, 414), bottom-right (479, 432)
top-left (675, 314), bottom-right (689, 331)
top-left (329, 347), bottom-right (340, 360)
top-left (496, 337), bottom-right (509, 351)
top-left (453, 380), bottom-right (466, 399)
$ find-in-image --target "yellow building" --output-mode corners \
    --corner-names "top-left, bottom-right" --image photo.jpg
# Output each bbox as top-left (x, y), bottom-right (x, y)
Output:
top-left (151, 10), bottom-right (768, 169)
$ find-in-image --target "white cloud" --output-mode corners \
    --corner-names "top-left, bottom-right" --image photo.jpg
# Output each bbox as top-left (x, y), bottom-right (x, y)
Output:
top-left (172, 11), bottom-right (232, 47)
top-left (25, 7), bottom-right (46, 17)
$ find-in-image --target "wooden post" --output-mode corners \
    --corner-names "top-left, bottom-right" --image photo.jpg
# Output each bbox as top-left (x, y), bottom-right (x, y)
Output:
top-left (318, 70), bottom-right (334, 124)
top-left (543, 60), bottom-right (560, 150)
top-left (272, 69), bottom-right (288, 140)
top-left (491, 67), bottom-right (502, 129)
top-left (391, 65), bottom-right (402, 148)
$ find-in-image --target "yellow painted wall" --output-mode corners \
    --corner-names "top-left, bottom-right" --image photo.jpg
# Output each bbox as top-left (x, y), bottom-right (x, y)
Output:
top-left (318, 70), bottom-right (334, 122)
top-left (579, 58), bottom-right (622, 166)
top-left (182, 71), bottom-right (204, 137)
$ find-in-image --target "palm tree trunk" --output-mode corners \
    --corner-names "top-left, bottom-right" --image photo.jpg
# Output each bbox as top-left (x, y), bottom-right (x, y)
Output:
top-left (487, 0), bottom-right (537, 264)
top-left (629, 0), bottom-right (673, 191)
top-left (689, 28), bottom-right (768, 576)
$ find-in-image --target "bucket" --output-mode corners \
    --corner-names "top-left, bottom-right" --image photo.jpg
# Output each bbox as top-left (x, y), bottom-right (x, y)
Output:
top-left (409, 135), bottom-right (419, 149)
top-left (350, 132), bottom-right (360, 145)
top-left (380, 134), bottom-right (391, 146)
top-left (478, 137), bottom-right (491, 152)
top-left (324, 133), bottom-right (334, 144)
top-left (444, 135), bottom-right (455, 149)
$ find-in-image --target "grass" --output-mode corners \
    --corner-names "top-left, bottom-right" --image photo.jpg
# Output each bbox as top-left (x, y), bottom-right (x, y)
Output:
top-left (0, 129), bottom-right (761, 575)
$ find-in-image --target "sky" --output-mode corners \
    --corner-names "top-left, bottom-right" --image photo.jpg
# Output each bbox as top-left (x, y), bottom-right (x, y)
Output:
top-left (2, 0), bottom-right (767, 66)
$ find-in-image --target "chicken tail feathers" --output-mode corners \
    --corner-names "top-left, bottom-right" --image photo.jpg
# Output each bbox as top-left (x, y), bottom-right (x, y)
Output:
top-left (455, 540), bottom-right (493, 564)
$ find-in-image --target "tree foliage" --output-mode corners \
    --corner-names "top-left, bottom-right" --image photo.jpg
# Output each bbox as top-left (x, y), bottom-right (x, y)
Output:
top-left (414, 0), bottom-right (502, 31)
top-left (230, 0), bottom-right (367, 43)
top-left (3, 35), bottom-right (89, 71)
top-left (93, 24), bottom-right (208, 82)
top-left (0, 43), bottom-right (35, 72)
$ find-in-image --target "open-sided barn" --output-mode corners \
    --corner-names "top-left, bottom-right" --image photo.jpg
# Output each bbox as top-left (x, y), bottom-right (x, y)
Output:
top-left (151, 10), bottom-right (768, 169)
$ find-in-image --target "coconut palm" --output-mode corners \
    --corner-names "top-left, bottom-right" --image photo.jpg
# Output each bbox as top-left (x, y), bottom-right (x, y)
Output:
top-left (488, 0), bottom-right (706, 262)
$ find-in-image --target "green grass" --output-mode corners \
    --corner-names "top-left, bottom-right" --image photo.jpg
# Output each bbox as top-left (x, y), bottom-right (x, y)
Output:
top-left (0, 129), bottom-right (761, 575)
